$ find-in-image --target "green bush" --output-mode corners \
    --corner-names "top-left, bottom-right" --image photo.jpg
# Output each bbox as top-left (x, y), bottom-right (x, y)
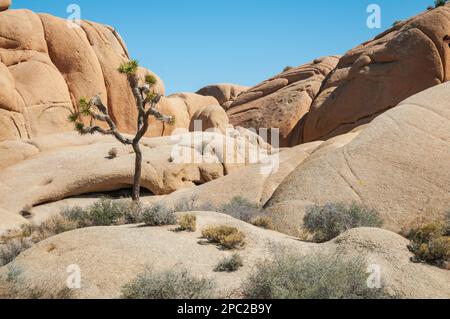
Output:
top-left (220, 197), bottom-right (261, 223)
top-left (88, 198), bottom-right (128, 226)
top-left (141, 204), bottom-right (177, 226)
top-left (214, 254), bottom-right (243, 272)
top-left (303, 203), bottom-right (383, 243)
top-left (121, 267), bottom-right (215, 299)
top-left (241, 251), bottom-right (391, 299)
top-left (202, 226), bottom-right (246, 250)
top-left (406, 220), bottom-right (449, 269)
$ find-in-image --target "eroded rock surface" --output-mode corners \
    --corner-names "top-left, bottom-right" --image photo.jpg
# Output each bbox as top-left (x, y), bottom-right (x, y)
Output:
top-left (0, 9), bottom-right (220, 142)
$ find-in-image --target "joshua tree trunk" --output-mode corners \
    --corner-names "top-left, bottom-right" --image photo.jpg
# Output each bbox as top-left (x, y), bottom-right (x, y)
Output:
top-left (132, 142), bottom-right (142, 201)
top-left (70, 60), bottom-right (173, 202)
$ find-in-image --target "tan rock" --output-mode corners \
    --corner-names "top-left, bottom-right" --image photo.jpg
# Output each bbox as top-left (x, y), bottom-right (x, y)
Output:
top-left (196, 83), bottom-right (249, 105)
top-left (189, 104), bottom-right (230, 134)
top-left (267, 82), bottom-right (450, 232)
top-left (0, 129), bottom-right (269, 231)
top-left (0, 0), bottom-right (10, 12)
top-left (227, 57), bottom-right (339, 146)
top-left (0, 10), bottom-right (168, 142)
top-left (303, 6), bottom-right (450, 142)
top-left (39, 14), bottom-right (108, 116)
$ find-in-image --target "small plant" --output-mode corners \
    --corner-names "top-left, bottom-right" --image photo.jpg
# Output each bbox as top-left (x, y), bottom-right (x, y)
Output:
top-left (141, 204), bottom-right (177, 226)
top-left (87, 198), bottom-right (128, 226)
top-left (283, 66), bottom-right (294, 72)
top-left (392, 20), bottom-right (402, 27)
top-left (251, 216), bottom-right (274, 230)
top-left (405, 219), bottom-right (449, 269)
top-left (0, 265), bottom-right (72, 299)
top-left (241, 251), bottom-right (392, 299)
top-left (0, 238), bottom-right (33, 266)
top-left (303, 202), bottom-right (383, 243)
top-left (214, 253), bottom-right (243, 272)
top-left (202, 226), bottom-right (246, 250)
top-left (107, 147), bottom-right (118, 159)
top-left (174, 195), bottom-right (217, 213)
top-left (178, 214), bottom-right (197, 232)
top-left (435, 0), bottom-right (449, 8)
top-left (220, 197), bottom-right (261, 223)
top-left (32, 215), bottom-right (79, 241)
top-left (121, 267), bottom-right (215, 299)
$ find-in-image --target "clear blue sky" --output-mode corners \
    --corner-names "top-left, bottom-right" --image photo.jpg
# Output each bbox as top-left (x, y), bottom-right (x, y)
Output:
top-left (13, 0), bottom-right (433, 94)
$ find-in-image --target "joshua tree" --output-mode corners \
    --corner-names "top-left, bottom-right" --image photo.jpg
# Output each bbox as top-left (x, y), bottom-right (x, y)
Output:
top-left (68, 60), bottom-right (174, 202)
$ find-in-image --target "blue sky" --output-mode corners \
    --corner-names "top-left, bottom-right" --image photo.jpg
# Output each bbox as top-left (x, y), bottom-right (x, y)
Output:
top-left (13, 0), bottom-right (433, 94)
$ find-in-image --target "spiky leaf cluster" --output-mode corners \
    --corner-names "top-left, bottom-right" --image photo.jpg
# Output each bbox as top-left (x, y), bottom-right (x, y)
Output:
top-left (118, 59), bottom-right (139, 75)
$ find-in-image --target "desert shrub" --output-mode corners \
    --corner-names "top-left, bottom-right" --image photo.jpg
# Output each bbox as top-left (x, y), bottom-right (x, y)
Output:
top-left (62, 198), bottom-right (131, 227)
top-left (251, 216), bottom-right (274, 230)
top-left (0, 199), bottom-right (172, 266)
top-left (107, 147), bottom-right (118, 159)
top-left (283, 66), bottom-right (294, 72)
top-left (303, 203), bottom-right (383, 243)
top-left (406, 220), bottom-right (449, 269)
top-left (241, 251), bottom-right (391, 299)
top-left (0, 238), bottom-right (33, 267)
top-left (202, 226), bottom-right (246, 250)
top-left (178, 214), bottom-right (197, 232)
top-left (0, 265), bottom-right (72, 299)
top-left (60, 206), bottom-right (89, 226)
top-left (34, 215), bottom-right (79, 241)
top-left (141, 204), bottom-right (177, 226)
top-left (214, 253), bottom-right (243, 272)
top-left (435, 0), bottom-right (449, 8)
top-left (87, 198), bottom-right (129, 226)
top-left (220, 197), bottom-right (261, 223)
top-left (121, 267), bottom-right (215, 299)
top-left (174, 195), bottom-right (217, 213)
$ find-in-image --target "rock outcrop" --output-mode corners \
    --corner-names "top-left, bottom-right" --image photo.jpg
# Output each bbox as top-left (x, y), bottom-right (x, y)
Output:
top-left (0, 0), bottom-right (10, 12)
top-left (227, 57), bottom-right (340, 146)
top-left (196, 83), bottom-right (249, 107)
top-left (227, 5), bottom-right (450, 146)
top-left (0, 128), bottom-right (271, 231)
top-left (0, 8), bottom-right (220, 142)
top-left (2, 213), bottom-right (448, 298)
top-left (267, 82), bottom-right (450, 232)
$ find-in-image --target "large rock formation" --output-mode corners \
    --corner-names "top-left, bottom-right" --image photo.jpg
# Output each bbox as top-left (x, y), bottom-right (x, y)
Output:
top-left (0, 128), bottom-right (271, 232)
top-left (0, 8), bottom-right (222, 142)
top-left (227, 57), bottom-right (340, 146)
top-left (227, 5), bottom-right (450, 146)
top-left (267, 82), bottom-right (450, 232)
